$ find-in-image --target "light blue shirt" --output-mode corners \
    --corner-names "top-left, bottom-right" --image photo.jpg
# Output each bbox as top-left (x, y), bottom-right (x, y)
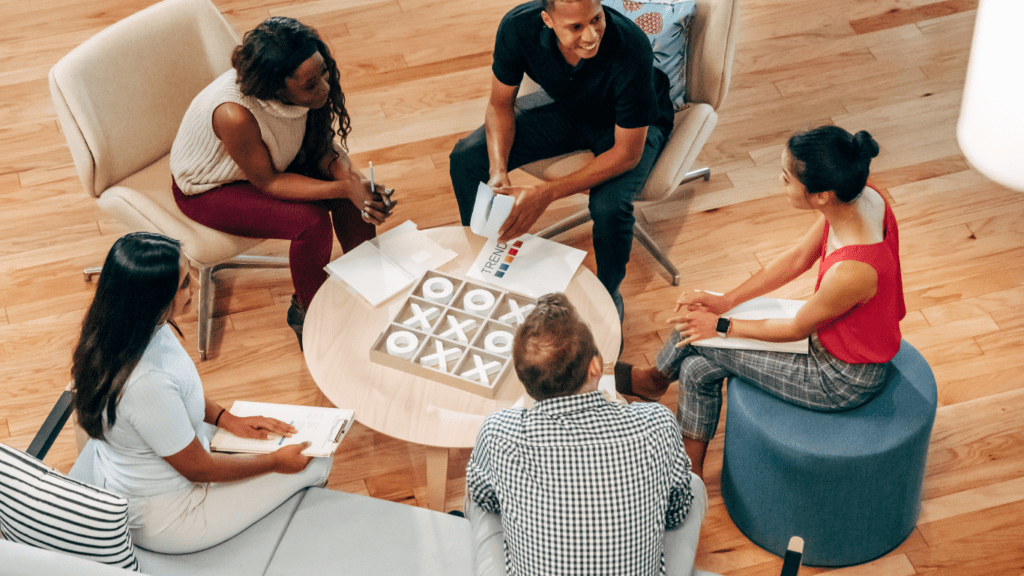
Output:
top-left (91, 325), bottom-right (211, 498)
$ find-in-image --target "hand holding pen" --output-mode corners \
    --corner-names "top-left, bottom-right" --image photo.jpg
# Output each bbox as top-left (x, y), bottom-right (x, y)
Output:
top-left (360, 161), bottom-right (398, 223)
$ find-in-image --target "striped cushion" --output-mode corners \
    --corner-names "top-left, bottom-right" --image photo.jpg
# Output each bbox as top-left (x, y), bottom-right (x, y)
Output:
top-left (0, 443), bottom-right (139, 571)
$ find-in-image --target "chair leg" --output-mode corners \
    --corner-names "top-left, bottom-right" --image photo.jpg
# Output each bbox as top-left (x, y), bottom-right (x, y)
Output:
top-left (679, 166), bottom-right (711, 186)
top-left (634, 221), bottom-right (680, 286)
top-left (536, 209), bottom-right (593, 240)
top-left (197, 265), bottom-right (214, 361)
top-left (197, 255), bottom-right (288, 361)
top-left (212, 254), bottom-right (289, 272)
top-left (83, 255), bottom-right (288, 360)
top-left (524, 168), bottom-right (707, 287)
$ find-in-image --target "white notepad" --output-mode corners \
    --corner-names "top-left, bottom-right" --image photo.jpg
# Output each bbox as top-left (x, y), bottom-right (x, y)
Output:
top-left (692, 296), bottom-right (809, 354)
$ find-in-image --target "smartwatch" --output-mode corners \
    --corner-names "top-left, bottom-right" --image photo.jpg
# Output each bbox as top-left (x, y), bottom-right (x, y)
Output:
top-left (716, 317), bottom-right (731, 338)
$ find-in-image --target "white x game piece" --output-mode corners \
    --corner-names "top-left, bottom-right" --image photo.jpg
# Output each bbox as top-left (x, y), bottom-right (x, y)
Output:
top-left (499, 300), bottom-right (535, 325)
top-left (439, 316), bottom-right (476, 343)
top-left (402, 302), bottom-right (439, 331)
top-left (420, 340), bottom-right (462, 373)
top-left (461, 354), bottom-right (503, 386)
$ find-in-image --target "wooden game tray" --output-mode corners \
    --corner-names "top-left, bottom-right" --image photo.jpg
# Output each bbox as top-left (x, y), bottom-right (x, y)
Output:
top-left (369, 271), bottom-right (537, 398)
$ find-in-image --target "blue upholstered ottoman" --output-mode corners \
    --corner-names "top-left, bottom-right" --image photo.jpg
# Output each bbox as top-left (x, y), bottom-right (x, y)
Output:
top-left (720, 340), bottom-right (937, 567)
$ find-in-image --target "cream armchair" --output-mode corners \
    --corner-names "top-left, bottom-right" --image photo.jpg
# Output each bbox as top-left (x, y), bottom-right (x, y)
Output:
top-left (519, 0), bottom-right (740, 285)
top-left (48, 0), bottom-right (288, 360)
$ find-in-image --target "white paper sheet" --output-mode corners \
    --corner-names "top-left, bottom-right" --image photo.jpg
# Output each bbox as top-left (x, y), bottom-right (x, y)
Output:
top-left (692, 296), bottom-right (809, 354)
top-left (210, 401), bottom-right (355, 458)
top-left (464, 234), bottom-right (586, 298)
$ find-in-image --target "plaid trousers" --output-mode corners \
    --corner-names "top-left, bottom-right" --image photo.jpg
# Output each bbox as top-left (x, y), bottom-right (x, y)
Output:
top-left (656, 332), bottom-right (889, 442)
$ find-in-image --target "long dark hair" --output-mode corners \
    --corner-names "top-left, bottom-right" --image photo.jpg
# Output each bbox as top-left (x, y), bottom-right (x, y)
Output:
top-left (71, 232), bottom-right (182, 439)
top-left (787, 126), bottom-right (880, 203)
top-left (231, 17), bottom-right (351, 179)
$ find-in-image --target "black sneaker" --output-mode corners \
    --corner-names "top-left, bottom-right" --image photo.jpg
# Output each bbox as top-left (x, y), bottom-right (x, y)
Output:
top-left (287, 295), bottom-right (305, 351)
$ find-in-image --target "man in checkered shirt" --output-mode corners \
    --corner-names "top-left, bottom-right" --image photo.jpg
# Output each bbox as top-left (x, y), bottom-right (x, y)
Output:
top-left (466, 293), bottom-right (695, 576)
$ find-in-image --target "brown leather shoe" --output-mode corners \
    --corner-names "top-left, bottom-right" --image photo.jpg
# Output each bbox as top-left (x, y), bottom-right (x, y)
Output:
top-left (614, 362), bottom-right (663, 402)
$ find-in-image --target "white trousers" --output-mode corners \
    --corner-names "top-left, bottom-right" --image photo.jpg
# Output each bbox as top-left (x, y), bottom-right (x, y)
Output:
top-left (128, 457), bottom-right (332, 554)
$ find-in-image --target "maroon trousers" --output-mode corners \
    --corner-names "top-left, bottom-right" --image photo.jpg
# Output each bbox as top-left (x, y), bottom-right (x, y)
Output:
top-left (173, 180), bottom-right (375, 309)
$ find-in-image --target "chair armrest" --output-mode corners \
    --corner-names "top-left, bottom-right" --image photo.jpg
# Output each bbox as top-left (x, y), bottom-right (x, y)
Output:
top-left (465, 496), bottom-right (507, 576)
top-left (0, 541), bottom-right (146, 576)
top-left (640, 103), bottom-right (717, 202)
top-left (665, 472), bottom-right (708, 576)
top-left (26, 390), bottom-right (74, 460)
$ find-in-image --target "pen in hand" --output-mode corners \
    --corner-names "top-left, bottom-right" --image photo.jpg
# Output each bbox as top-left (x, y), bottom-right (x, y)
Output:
top-left (278, 421), bottom-right (294, 446)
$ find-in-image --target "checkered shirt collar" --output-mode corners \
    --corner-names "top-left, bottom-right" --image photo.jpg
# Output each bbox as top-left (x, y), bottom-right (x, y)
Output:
top-left (532, 390), bottom-right (607, 416)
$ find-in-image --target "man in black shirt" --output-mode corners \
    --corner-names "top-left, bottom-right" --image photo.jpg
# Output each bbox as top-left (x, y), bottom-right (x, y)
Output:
top-left (450, 0), bottom-right (674, 319)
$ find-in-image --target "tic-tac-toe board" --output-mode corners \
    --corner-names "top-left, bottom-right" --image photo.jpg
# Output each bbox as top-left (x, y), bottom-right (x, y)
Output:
top-left (369, 271), bottom-right (538, 398)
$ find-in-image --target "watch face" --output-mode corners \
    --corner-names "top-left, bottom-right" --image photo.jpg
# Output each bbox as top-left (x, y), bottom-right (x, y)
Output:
top-left (716, 317), bottom-right (731, 334)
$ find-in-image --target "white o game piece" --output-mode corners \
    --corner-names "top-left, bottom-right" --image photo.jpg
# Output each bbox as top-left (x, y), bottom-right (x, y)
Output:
top-left (422, 277), bottom-right (454, 303)
top-left (386, 331), bottom-right (419, 359)
top-left (462, 289), bottom-right (495, 313)
top-left (484, 330), bottom-right (514, 355)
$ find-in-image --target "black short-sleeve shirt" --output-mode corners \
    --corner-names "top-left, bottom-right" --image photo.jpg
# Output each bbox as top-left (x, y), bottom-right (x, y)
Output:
top-left (492, 2), bottom-right (674, 134)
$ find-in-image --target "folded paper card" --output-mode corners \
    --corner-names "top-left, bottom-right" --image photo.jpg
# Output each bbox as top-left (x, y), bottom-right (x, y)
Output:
top-left (325, 221), bottom-right (457, 306)
top-left (470, 182), bottom-right (516, 238)
top-left (692, 296), bottom-right (809, 354)
top-left (465, 234), bottom-right (586, 298)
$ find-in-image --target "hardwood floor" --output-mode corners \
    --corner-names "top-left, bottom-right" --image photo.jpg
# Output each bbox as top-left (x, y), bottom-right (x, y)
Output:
top-left (2, 0), bottom-right (1022, 573)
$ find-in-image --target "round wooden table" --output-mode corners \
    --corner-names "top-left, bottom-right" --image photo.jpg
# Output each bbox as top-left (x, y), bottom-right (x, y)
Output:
top-left (304, 226), bottom-right (620, 510)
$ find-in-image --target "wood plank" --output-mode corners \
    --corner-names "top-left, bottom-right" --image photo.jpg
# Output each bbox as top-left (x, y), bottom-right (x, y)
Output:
top-left (849, 0), bottom-right (978, 35)
top-left (1, 0), bottom-right (1023, 573)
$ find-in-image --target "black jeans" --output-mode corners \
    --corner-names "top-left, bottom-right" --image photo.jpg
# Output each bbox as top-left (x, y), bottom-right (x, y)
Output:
top-left (449, 91), bottom-right (668, 319)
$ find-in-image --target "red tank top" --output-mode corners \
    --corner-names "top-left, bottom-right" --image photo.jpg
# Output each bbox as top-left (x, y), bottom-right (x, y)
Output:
top-left (814, 188), bottom-right (905, 364)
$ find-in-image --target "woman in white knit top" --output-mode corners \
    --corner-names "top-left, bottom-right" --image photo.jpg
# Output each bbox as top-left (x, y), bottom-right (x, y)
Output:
top-left (171, 17), bottom-right (394, 347)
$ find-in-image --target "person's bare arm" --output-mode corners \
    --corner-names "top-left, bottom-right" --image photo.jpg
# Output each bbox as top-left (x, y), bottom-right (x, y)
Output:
top-left (672, 258), bottom-right (878, 345)
top-left (162, 437), bottom-right (312, 484)
top-left (484, 74), bottom-right (520, 191)
top-left (324, 151), bottom-right (392, 224)
top-left (212, 102), bottom-right (348, 201)
top-left (497, 124), bottom-right (647, 242)
top-left (675, 216), bottom-right (828, 316)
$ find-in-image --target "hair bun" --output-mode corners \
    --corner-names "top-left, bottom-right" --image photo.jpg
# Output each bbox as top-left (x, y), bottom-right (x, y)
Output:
top-left (852, 130), bottom-right (879, 160)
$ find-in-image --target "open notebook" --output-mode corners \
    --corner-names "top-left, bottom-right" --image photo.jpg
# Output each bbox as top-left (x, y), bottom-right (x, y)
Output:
top-left (325, 221), bottom-right (457, 306)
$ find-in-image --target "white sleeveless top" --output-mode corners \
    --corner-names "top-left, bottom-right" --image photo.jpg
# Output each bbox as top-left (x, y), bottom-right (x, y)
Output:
top-left (170, 69), bottom-right (309, 195)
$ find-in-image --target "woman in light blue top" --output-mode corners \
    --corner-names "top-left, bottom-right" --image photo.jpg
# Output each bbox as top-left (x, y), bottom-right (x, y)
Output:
top-left (71, 232), bottom-right (331, 553)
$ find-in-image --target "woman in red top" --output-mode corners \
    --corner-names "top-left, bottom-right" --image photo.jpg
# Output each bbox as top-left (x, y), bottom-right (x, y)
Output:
top-left (617, 126), bottom-right (905, 478)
